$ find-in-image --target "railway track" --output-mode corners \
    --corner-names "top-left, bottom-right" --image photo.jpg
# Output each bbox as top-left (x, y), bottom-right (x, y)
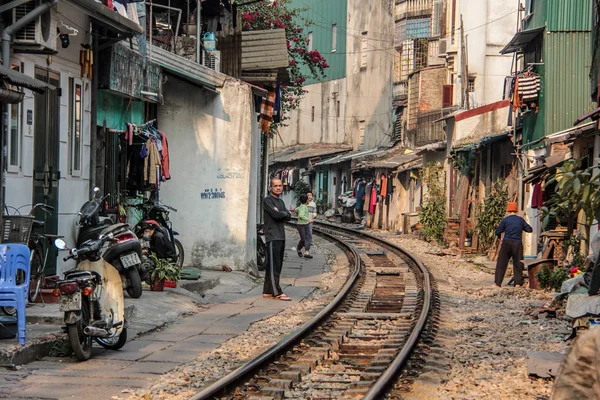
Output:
top-left (189, 222), bottom-right (436, 400)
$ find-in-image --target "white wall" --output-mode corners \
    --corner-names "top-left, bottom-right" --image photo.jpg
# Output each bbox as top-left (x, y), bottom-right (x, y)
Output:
top-left (346, 0), bottom-right (394, 150)
top-left (159, 77), bottom-right (258, 271)
top-left (453, 0), bottom-right (515, 106)
top-left (277, 79), bottom-right (348, 148)
top-left (5, 4), bottom-right (92, 275)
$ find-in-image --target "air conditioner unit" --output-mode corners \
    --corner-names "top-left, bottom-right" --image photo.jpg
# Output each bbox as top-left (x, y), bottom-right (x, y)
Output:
top-left (438, 38), bottom-right (448, 57)
top-left (203, 50), bottom-right (221, 72)
top-left (12, 0), bottom-right (57, 52)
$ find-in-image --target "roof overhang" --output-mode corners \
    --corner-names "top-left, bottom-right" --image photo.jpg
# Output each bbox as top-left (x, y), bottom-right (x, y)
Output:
top-left (0, 65), bottom-right (55, 94)
top-left (67, 0), bottom-right (143, 37)
top-left (500, 27), bottom-right (545, 55)
top-left (574, 107), bottom-right (600, 126)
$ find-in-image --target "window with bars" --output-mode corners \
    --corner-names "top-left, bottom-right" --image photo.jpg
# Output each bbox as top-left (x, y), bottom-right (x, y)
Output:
top-left (69, 78), bottom-right (83, 175)
top-left (359, 120), bottom-right (366, 148)
top-left (468, 77), bottom-right (475, 93)
top-left (332, 24), bottom-right (337, 52)
top-left (7, 64), bottom-right (23, 172)
top-left (361, 32), bottom-right (368, 68)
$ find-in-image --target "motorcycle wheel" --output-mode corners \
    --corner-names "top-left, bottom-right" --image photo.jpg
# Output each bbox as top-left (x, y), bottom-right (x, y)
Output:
top-left (257, 241), bottom-right (267, 271)
top-left (125, 269), bottom-right (143, 299)
top-left (95, 327), bottom-right (127, 350)
top-left (28, 245), bottom-right (44, 303)
top-left (174, 239), bottom-right (185, 268)
top-left (67, 297), bottom-right (93, 361)
top-left (0, 307), bottom-right (16, 316)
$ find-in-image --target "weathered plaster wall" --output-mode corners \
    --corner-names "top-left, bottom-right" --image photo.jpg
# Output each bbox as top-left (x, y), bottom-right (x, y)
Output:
top-left (5, 4), bottom-right (92, 275)
top-left (159, 77), bottom-right (258, 271)
top-left (277, 79), bottom-right (348, 148)
top-left (345, 0), bottom-right (394, 150)
top-left (447, 0), bottom-right (515, 106)
top-left (453, 105), bottom-right (510, 146)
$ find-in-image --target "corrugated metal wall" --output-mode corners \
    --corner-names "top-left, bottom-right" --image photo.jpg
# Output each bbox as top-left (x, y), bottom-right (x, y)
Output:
top-left (290, 0), bottom-right (347, 83)
top-left (543, 32), bottom-right (594, 136)
top-left (97, 91), bottom-right (145, 131)
top-left (546, 0), bottom-right (592, 31)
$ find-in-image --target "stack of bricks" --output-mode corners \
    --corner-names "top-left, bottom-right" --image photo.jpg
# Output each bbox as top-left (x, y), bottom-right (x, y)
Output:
top-left (444, 219), bottom-right (461, 246)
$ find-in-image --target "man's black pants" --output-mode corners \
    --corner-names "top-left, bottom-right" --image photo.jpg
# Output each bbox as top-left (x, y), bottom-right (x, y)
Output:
top-left (264, 240), bottom-right (285, 296)
top-left (495, 240), bottom-right (524, 286)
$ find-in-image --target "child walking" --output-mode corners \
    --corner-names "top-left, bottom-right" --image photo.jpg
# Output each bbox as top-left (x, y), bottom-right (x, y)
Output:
top-left (295, 194), bottom-right (313, 259)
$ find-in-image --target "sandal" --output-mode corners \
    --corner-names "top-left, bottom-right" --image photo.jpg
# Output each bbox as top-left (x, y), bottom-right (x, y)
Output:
top-left (274, 294), bottom-right (292, 301)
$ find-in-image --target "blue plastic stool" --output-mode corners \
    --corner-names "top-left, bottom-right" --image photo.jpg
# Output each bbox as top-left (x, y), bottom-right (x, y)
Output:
top-left (0, 244), bottom-right (30, 345)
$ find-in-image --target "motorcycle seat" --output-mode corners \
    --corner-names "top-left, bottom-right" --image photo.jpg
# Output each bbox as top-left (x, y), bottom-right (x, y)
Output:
top-left (33, 220), bottom-right (44, 228)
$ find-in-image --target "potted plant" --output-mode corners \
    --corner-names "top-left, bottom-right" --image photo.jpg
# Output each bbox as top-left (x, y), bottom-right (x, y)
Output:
top-left (149, 254), bottom-right (181, 291)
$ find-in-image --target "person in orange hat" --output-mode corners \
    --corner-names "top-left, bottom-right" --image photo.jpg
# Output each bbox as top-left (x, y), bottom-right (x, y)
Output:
top-left (493, 202), bottom-right (533, 288)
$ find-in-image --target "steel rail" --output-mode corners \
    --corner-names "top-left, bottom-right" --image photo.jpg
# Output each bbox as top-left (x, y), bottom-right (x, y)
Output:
top-left (188, 223), bottom-right (361, 400)
top-left (189, 221), bottom-right (433, 400)
top-left (313, 221), bottom-right (432, 399)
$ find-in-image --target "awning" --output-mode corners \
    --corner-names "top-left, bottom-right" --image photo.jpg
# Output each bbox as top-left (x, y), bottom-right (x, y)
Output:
top-left (415, 141), bottom-right (446, 155)
top-left (452, 131), bottom-right (511, 153)
top-left (500, 27), bottom-right (545, 55)
top-left (68, 0), bottom-right (143, 36)
top-left (356, 153), bottom-right (420, 169)
top-left (574, 107), bottom-right (600, 126)
top-left (314, 147), bottom-right (385, 166)
top-left (269, 144), bottom-right (352, 165)
top-left (0, 65), bottom-right (55, 93)
top-left (145, 44), bottom-right (226, 91)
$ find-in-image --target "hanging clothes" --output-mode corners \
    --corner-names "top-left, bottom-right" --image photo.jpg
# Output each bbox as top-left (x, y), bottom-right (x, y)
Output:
top-left (380, 174), bottom-right (388, 198)
top-left (144, 139), bottom-right (162, 187)
top-left (369, 184), bottom-right (378, 214)
top-left (519, 74), bottom-right (540, 103)
top-left (158, 130), bottom-right (171, 180)
top-left (532, 182), bottom-right (544, 208)
top-left (259, 88), bottom-right (276, 133)
top-left (363, 183), bottom-right (371, 212)
top-left (355, 181), bottom-right (366, 210)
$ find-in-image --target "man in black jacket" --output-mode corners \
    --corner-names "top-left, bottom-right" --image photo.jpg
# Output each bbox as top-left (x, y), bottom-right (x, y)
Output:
top-left (263, 178), bottom-right (292, 301)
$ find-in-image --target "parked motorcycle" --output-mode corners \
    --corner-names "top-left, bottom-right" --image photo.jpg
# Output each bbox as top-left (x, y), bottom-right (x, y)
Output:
top-left (53, 236), bottom-right (130, 361)
top-left (77, 188), bottom-right (144, 298)
top-left (134, 200), bottom-right (184, 268)
top-left (257, 224), bottom-right (267, 271)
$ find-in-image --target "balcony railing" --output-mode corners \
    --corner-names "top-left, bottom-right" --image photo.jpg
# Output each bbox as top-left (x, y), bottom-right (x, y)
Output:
top-left (395, 0), bottom-right (433, 19)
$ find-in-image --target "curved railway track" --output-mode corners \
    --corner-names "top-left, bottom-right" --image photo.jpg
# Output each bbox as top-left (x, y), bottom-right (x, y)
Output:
top-left (189, 222), bottom-right (435, 400)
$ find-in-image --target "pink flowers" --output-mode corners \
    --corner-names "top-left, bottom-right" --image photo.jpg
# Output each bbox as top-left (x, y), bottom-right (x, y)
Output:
top-left (289, 59), bottom-right (296, 66)
top-left (274, 19), bottom-right (285, 28)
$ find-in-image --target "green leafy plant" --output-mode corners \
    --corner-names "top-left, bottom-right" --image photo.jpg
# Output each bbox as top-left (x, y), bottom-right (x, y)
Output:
top-left (536, 265), bottom-right (570, 292)
top-left (293, 180), bottom-right (310, 207)
top-left (475, 180), bottom-right (509, 252)
top-left (240, 0), bottom-right (329, 134)
top-left (541, 158), bottom-right (600, 239)
top-left (316, 198), bottom-right (329, 214)
top-left (149, 254), bottom-right (181, 282)
top-left (419, 163), bottom-right (446, 244)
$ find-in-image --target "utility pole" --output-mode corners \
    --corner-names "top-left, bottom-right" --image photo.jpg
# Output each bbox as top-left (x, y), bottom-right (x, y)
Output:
top-left (460, 15), bottom-right (469, 109)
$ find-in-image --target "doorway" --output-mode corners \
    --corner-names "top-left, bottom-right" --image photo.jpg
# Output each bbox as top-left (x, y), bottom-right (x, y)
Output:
top-left (33, 67), bottom-right (60, 274)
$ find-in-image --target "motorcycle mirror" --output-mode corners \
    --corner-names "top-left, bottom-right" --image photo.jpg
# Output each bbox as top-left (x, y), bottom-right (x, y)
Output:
top-left (54, 239), bottom-right (67, 250)
top-left (93, 187), bottom-right (101, 200)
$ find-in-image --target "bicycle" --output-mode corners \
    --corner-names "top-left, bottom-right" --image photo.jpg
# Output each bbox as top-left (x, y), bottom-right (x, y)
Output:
top-left (1, 203), bottom-right (62, 315)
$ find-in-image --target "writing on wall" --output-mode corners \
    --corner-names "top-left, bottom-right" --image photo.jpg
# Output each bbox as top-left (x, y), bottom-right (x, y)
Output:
top-left (217, 172), bottom-right (243, 179)
top-left (201, 188), bottom-right (226, 200)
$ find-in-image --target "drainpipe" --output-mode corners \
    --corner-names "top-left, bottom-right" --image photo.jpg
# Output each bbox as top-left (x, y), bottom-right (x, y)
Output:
top-left (196, 0), bottom-right (201, 63)
top-left (0, 0), bottom-right (59, 219)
